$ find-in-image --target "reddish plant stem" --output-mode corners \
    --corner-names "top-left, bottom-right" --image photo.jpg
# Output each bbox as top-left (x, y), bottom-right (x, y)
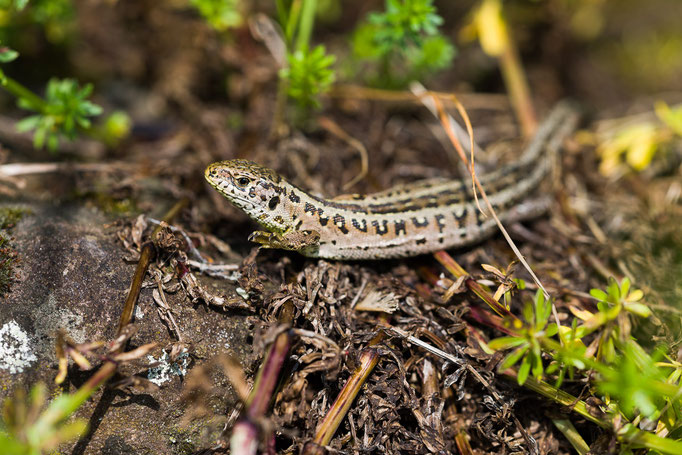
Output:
top-left (117, 198), bottom-right (189, 336)
top-left (430, 251), bottom-right (519, 321)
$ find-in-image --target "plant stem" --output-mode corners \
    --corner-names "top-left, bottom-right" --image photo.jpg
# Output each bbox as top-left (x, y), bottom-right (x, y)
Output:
top-left (502, 370), bottom-right (610, 428)
top-left (284, 0), bottom-right (302, 46)
top-left (499, 41), bottom-right (537, 139)
top-left (0, 74), bottom-right (48, 112)
top-left (274, 0), bottom-right (288, 28)
top-left (433, 250), bottom-right (518, 320)
top-left (552, 418), bottom-right (590, 455)
top-left (117, 197), bottom-right (189, 335)
top-left (312, 348), bottom-right (380, 446)
top-left (295, 0), bottom-right (316, 52)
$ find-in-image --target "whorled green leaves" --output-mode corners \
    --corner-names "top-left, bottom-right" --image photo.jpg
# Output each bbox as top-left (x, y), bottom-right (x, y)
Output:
top-left (280, 45), bottom-right (336, 109)
top-left (15, 78), bottom-right (102, 151)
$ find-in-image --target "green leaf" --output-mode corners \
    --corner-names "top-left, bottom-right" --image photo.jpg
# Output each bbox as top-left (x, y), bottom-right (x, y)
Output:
top-left (353, 0), bottom-right (454, 86)
top-left (534, 289), bottom-right (551, 329)
top-left (499, 344), bottom-right (529, 370)
top-left (655, 101), bottom-right (682, 137)
top-left (53, 420), bottom-right (87, 445)
top-left (517, 355), bottom-right (531, 385)
top-left (47, 133), bottom-right (59, 152)
top-left (589, 288), bottom-right (608, 302)
top-left (531, 345), bottom-right (544, 379)
top-left (33, 126), bottom-right (46, 149)
top-left (488, 336), bottom-right (526, 351)
top-left (15, 115), bottom-right (42, 132)
top-left (13, 77), bottom-right (104, 151)
top-left (545, 323), bottom-right (558, 337)
top-left (624, 302), bottom-right (652, 318)
top-left (0, 431), bottom-right (27, 455)
top-left (619, 277), bottom-right (631, 298)
top-left (0, 47), bottom-right (19, 63)
top-left (522, 301), bottom-right (534, 325)
top-left (189, 0), bottom-right (243, 30)
top-left (281, 44), bottom-right (336, 109)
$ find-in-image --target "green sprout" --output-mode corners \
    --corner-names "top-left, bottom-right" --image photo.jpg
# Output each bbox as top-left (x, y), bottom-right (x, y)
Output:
top-left (489, 290), bottom-right (558, 385)
top-left (15, 78), bottom-right (103, 151)
top-left (545, 319), bottom-right (589, 388)
top-left (368, 0), bottom-right (444, 51)
top-left (589, 277), bottom-right (650, 322)
top-left (0, 383), bottom-right (88, 454)
top-left (596, 341), bottom-right (669, 418)
top-left (189, 0), bottom-right (243, 31)
top-left (280, 45), bottom-right (335, 109)
top-left (276, 0), bottom-right (336, 113)
top-left (352, 0), bottom-right (455, 86)
top-left (583, 277), bottom-right (650, 362)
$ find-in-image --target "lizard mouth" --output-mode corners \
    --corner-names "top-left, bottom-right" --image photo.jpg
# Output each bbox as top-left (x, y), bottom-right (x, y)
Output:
top-left (223, 193), bottom-right (257, 210)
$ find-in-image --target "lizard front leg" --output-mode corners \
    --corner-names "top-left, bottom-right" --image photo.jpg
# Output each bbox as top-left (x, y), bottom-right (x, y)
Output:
top-left (248, 230), bottom-right (321, 256)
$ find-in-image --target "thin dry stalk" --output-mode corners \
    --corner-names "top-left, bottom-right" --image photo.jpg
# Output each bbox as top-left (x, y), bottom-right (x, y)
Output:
top-left (317, 116), bottom-right (369, 190)
top-left (118, 198), bottom-right (189, 335)
top-left (310, 348), bottom-right (380, 448)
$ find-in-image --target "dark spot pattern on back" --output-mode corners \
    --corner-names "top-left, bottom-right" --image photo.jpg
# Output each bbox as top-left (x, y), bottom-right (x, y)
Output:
top-left (476, 209), bottom-right (486, 227)
top-left (289, 192), bottom-right (300, 203)
top-left (304, 202), bottom-right (316, 214)
top-left (453, 206), bottom-right (467, 222)
top-left (372, 220), bottom-right (389, 236)
top-left (415, 237), bottom-right (427, 245)
top-left (351, 218), bottom-right (367, 232)
top-left (333, 214), bottom-right (349, 234)
top-left (268, 196), bottom-right (280, 210)
top-left (434, 214), bottom-right (446, 233)
top-left (394, 219), bottom-right (407, 236)
top-left (412, 217), bottom-right (429, 228)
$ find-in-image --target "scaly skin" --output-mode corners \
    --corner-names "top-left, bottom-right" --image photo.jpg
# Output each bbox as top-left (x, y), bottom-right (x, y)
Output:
top-left (205, 104), bottom-right (577, 260)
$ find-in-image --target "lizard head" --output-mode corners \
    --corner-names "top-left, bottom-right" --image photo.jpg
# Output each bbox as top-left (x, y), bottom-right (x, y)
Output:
top-left (205, 159), bottom-right (292, 233)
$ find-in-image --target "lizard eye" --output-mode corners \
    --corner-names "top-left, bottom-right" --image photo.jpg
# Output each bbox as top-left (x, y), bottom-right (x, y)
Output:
top-left (235, 177), bottom-right (252, 187)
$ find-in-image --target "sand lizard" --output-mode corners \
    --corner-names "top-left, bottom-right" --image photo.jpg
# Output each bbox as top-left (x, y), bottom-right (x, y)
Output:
top-left (205, 103), bottom-right (577, 260)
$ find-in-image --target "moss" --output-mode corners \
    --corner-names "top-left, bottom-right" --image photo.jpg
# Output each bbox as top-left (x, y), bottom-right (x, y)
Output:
top-left (0, 206), bottom-right (30, 230)
top-left (73, 189), bottom-right (138, 216)
top-left (93, 193), bottom-right (137, 215)
top-left (0, 206), bottom-right (30, 297)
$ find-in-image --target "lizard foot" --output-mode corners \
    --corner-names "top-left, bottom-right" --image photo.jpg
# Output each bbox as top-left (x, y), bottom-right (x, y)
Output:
top-left (248, 230), bottom-right (321, 253)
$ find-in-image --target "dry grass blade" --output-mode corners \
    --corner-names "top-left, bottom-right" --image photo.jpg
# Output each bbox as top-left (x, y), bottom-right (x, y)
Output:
top-left (328, 84), bottom-right (509, 110)
top-left (318, 116), bottom-right (369, 190)
top-left (248, 13), bottom-right (286, 67)
top-left (219, 355), bottom-right (251, 403)
top-left (410, 82), bottom-right (482, 205)
top-left (311, 347), bottom-right (381, 447)
top-left (0, 161), bottom-right (134, 177)
top-left (111, 342), bottom-right (158, 362)
top-left (412, 84), bottom-right (578, 299)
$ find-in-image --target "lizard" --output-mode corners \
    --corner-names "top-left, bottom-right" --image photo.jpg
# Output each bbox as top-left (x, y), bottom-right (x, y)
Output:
top-left (205, 103), bottom-right (578, 260)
